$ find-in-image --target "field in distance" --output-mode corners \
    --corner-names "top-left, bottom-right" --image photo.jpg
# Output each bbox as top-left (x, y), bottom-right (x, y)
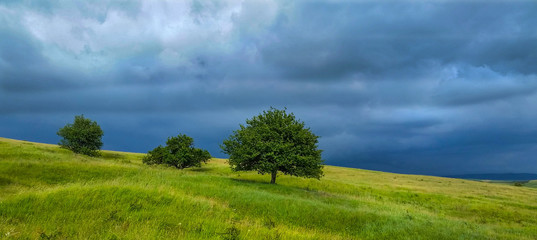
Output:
top-left (1, 137), bottom-right (536, 239)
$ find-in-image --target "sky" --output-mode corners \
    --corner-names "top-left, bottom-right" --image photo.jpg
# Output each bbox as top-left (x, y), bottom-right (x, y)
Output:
top-left (1, 0), bottom-right (537, 176)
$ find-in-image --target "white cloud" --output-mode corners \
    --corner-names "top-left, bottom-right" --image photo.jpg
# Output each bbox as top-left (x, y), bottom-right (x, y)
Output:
top-left (15, 0), bottom-right (281, 77)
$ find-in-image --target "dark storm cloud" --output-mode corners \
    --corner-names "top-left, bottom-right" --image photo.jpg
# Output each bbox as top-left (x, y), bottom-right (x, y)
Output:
top-left (260, 1), bottom-right (537, 81)
top-left (433, 65), bottom-right (537, 106)
top-left (1, 0), bottom-right (537, 175)
top-left (0, 27), bottom-right (76, 92)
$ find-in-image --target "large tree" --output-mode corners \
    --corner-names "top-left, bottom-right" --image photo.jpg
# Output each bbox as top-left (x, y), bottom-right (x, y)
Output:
top-left (143, 134), bottom-right (212, 169)
top-left (221, 107), bottom-right (323, 184)
top-left (57, 115), bottom-right (103, 156)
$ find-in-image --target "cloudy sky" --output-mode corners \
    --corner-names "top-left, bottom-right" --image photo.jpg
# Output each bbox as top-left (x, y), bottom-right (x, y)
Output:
top-left (1, 0), bottom-right (537, 175)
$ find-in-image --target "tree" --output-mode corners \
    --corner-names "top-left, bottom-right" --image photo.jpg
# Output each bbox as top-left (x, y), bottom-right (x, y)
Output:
top-left (221, 107), bottom-right (324, 184)
top-left (143, 134), bottom-right (212, 169)
top-left (57, 115), bottom-right (103, 156)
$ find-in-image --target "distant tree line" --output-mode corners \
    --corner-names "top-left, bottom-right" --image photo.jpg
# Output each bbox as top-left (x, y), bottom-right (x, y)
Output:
top-left (57, 108), bottom-right (324, 184)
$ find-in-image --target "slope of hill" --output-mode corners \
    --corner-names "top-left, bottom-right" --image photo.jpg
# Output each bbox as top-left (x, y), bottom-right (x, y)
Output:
top-left (446, 173), bottom-right (537, 181)
top-left (525, 180), bottom-right (537, 188)
top-left (1, 137), bottom-right (537, 239)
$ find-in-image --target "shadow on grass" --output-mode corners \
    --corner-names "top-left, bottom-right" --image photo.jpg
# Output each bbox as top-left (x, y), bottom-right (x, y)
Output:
top-left (0, 176), bottom-right (12, 186)
top-left (230, 177), bottom-right (269, 184)
top-left (230, 177), bottom-right (317, 192)
top-left (189, 167), bottom-right (212, 172)
top-left (101, 152), bottom-right (124, 160)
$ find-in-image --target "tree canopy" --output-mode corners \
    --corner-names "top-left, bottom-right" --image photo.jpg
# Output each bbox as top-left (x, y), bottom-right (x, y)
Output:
top-left (57, 115), bottom-right (103, 156)
top-left (221, 107), bottom-right (323, 184)
top-left (143, 134), bottom-right (211, 169)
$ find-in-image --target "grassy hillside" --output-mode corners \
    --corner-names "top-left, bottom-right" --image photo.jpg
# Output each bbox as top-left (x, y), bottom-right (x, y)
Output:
top-left (525, 180), bottom-right (537, 188)
top-left (478, 180), bottom-right (537, 188)
top-left (1, 137), bottom-right (536, 239)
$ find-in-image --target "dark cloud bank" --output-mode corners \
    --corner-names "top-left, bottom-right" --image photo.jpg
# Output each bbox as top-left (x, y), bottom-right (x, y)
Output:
top-left (1, 0), bottom-right (537, 175)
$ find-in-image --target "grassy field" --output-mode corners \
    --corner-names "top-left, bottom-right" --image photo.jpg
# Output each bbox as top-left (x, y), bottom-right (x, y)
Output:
top-left (1, 137), bottom-right (537, 239)
top-left (478, 180), bottom-right (537, 188)
top-left (525, 180), bottom-right (537, 188)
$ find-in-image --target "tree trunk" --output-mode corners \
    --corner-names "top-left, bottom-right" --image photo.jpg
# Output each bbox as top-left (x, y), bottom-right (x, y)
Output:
top-left (270, 170), bottom-right (277, 184)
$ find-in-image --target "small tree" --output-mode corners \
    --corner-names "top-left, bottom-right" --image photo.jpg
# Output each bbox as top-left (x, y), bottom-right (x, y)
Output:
top-left (57, 115), bottom-right (103, 156)
top-left (143, 134), bottom-right (212, 169)
top-left (221, 107), bottom-right (324, 184)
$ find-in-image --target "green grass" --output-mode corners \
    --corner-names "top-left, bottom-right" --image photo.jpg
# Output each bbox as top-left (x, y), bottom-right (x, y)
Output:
top-left (1, 137), bottom-right (537, 239)
top-left (525, 180), bottom-right (537, 188)
top-left (479, 180), bottom-right (537, 188)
